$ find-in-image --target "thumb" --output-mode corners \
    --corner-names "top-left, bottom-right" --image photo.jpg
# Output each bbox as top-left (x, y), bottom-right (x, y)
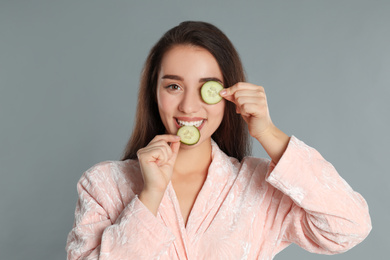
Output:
top-left (169, 141), bottom-right (181, 164)
top-left (219, 88), bottom-right (235, 103)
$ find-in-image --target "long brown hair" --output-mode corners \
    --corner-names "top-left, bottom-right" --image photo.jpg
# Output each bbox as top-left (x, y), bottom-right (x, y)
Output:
top-left (122, 21), bottom-right (251, 161)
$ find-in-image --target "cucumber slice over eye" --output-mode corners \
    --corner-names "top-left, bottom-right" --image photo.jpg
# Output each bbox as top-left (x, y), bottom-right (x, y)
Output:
top-left (177, 125), bottom-right (200, 145)
top-left (201, 81), bottom-right (224, 104)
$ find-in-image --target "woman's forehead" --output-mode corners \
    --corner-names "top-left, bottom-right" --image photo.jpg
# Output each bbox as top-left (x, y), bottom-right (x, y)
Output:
top-left (159, 45), bottom-right (223, 82)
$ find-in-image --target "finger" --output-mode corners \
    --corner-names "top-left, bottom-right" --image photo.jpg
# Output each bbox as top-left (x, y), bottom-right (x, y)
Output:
top-left (138, 140), bottom-right (172, 164)
top-left (235, 96), bottom-right (263, 107)
top-left (239, 103), bottom-right (263, 118)
top-left (151, 150), bottom-right (166, 166)
top-left (149, 134), bottom-right (181, 145)
top-left (221, 83), bottom-right (263, 97)
top-left (220, 84), bottom-right (265, 105)
top-left (227, 92), bottom-right (265, 114)
top-left (138, 145), bottom-right (167, 165)
top-left (233, 90), bottom-right (266, 100)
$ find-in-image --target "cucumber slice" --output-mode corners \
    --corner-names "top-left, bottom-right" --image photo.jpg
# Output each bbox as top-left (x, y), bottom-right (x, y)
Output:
top-left (177, 125), bottom-right (200, 145)
top-left (201, 81), bottom-right (224, 104)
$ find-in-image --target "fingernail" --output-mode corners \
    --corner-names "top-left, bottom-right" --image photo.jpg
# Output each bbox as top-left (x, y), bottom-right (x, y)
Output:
top-left (219, 89), bottom-right (227, 96)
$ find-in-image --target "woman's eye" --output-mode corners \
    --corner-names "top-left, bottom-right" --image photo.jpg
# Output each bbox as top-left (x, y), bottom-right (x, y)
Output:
top-left (167, 84), bottom-right (181, 91)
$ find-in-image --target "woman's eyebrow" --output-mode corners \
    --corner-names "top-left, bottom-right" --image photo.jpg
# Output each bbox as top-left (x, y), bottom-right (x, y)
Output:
top-left (161, 75), bottom-right (223, 84)
top-left (161, 74), bottom-right (183, 80)
top-left (199, 77), bottom-right (223, 84)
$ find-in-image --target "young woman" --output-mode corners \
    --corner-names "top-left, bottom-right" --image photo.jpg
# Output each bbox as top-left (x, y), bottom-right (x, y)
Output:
top-left (66, 21), bottom-right (371, 259)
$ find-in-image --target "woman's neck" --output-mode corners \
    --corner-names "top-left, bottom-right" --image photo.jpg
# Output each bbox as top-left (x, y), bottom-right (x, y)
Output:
top-left (174, 138), bottom-right (213, 176)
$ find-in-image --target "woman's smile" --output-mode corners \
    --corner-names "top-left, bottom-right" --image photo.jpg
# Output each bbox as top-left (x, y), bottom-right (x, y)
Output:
top-left (175, 117), bottom-right (206, 130)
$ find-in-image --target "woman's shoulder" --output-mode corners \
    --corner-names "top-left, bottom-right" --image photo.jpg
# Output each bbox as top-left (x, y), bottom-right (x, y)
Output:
top-left (78, 159), bottom-right (143, 193)
top-left (236, 156), bottom-right (271, 180)
top-left (240, 156), bottom-right (270, 169)
top-left (82, 159), bottom-right (139, 177)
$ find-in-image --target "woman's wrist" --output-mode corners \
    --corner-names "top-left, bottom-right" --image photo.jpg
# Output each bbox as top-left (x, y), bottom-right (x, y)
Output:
top-left (139, 188), bottom-right (165, 216)
top-left (255, 124), bottom-right (290, 165)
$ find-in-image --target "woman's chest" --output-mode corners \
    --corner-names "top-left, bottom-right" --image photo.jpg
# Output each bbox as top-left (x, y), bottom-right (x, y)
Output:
top-left (172, 173), bottom-right (207, 226)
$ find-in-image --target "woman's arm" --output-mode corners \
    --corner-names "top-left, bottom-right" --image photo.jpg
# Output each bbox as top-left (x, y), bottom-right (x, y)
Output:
top-left (66, 162), bottom-right (175, 260)
top-left (254, 124), bottom-right (290, 164)
top-left (266, 136), bottom-right (372, 254)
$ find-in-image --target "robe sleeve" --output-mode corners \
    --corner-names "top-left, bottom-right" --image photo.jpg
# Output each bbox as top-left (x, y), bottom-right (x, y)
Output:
top-left (66, 163), bottom-right (176, 260)
top-left (266, 136), bottom-right (372, 254)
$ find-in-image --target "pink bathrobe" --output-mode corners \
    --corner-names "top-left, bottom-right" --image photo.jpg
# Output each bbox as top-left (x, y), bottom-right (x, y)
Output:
top-left (66, 136), bottom-right (371, 259)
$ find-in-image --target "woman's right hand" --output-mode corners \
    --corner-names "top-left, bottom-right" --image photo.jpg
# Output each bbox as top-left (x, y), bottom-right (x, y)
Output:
top-left (137, 135), bottom-right (181, 214)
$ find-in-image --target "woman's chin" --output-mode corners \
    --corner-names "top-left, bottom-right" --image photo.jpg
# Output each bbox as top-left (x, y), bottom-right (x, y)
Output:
top-left (179, 137), bottom-right (211, 150)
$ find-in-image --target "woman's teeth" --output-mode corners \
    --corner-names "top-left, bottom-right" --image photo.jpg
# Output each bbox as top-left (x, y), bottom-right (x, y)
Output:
top-left (177, 119), bottom-right (204, 127)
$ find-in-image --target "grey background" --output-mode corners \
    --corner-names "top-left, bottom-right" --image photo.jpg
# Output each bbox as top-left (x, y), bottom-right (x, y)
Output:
top-left (1, 0), bottom-right (388, 259)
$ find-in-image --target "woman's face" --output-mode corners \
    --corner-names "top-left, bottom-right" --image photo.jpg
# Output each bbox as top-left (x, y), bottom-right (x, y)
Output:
top-left (157, 45), bottom-right (225, 147)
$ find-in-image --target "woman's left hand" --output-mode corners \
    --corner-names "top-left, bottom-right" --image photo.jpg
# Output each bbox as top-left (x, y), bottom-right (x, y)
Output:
top-left (220, 82), bottom-right (274, 139)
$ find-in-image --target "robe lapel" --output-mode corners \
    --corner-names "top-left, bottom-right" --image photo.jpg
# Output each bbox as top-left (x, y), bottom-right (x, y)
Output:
top-left (185, 141), bottom-right (239, 238)
top-left (159, 182), bottom-right (190, 259)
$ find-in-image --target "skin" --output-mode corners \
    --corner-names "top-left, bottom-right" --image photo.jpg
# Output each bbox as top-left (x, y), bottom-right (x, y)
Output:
top-left (138, 45), bottom-right (290, 224)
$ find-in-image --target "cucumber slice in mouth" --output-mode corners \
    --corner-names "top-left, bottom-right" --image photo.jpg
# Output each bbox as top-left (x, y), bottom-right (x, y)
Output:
top-left (201, 81), bottom-right (224, 104)
top-left (177, 125), bottom-right (200, 145)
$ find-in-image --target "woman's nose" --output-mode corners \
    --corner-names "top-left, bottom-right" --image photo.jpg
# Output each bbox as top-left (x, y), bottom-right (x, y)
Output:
top-left (178, 89), bottom-right (201, 114)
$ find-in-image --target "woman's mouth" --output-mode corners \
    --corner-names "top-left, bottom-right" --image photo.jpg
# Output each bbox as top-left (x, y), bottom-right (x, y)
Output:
top-left (175, 118), bottom-right (206, 130)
